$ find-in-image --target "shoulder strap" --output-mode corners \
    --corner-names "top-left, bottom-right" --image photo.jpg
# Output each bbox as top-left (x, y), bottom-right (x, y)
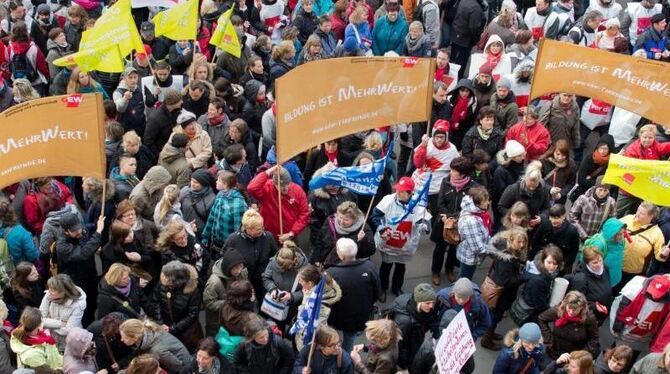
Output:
top-left (102, 334), bottom-right (117, 366)
top-left (351, 24), bottom-right (362, 44)
top-left (629, 224), bottom-right (655, 237)
top-left (598, 201), bottom-right (612, 231)
top-left (110, 295), bottom-right (140, 317)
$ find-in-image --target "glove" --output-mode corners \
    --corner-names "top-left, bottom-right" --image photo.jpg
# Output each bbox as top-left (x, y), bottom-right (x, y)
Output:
top-left (419, 223), bottom-right (430, 235)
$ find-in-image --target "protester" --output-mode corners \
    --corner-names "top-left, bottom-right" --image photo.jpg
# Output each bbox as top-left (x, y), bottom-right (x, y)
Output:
top-left (493, 323), bottom-right (544, 373)
top-left (512, 245), bottom-right (563, 325)
top-left (10, 307), bottom-right (63, 372)
top-left (393, 283), bottom-right (439, 371)
top-left (235, 315), bottom-right (293, 373)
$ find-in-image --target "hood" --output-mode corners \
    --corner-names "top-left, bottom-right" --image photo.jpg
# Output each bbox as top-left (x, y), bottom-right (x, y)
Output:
top-left (244, 79), bottom-right (264, 102)
top-left (513, 59), bottom-right (535, 79)
top-left (64, 327), bottom-right (94, 359)
top-left (488, 233), bottom-right (522, 261)
top-left (595, 133), bottom-right (615, 153)
top-left (86, 178), bottom-right (115, 203)
top-left (184, 264), bottom-right (198, 294)
top-left (484, 34), bottom-right (505, 53)
top-left (448, 78), bottom-right (474, 96)
top-left (602, 217), bottom-right (625, 241)
top-left (141, 166), bottom-right (172, 195)
top-left (322, 279), bottom-right (343, 306)
top-left (219, 249), bottom-right (245, 278)
top-left (460, 195), bottom-right (483, 214)
top-left (311, 163), bottom-right (342, 199)
top-left (46, 38), bottom-right (67, 51)
top-left (159, 143), bottom-right (186, 164)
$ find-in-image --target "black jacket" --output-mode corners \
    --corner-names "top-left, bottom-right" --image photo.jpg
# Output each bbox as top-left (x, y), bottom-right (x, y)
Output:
top-left (328, 259), bottom-right (381, 332)
top-left (488, 235), bottom-right (526, 289)
top-left (56, 231), bottom-right (101, 287)
top-left (498, 181), bottom-right (551, 218)
top-left (567, 262), bottom-right (613, 324)
top-left (96, 277), bottom-right (146, 319)
top-left (144, 36), bottom-right (171, 60)
top-left (161, 236), bottom-right (211, 291)
top-left (530, 217), bottom-right (581, 270)
top-left (234, 331), bottom-right (294, 374)
top-left (101, 240), bottom-right (152, 275)
top-left (223, 230), bottom-right (278, 298)
top-left (392, 294), bottom-right (440, 370)
top-left (233, 4), bottom-right (266, 35)
top-left (521, 255), bottom-right (557, 324)
top-left (450, 0), bottom-right (487, 48)
top-left (492, 156), bottom-right (524, 203)
top-left (182, 90), bottom-right (209, 118)
top-left (311, 215), bottom-right (376, 266)
top-left (87, 314), bottom-right (134, 373)
top-left (146, 280), bottom-right (201, 338)
top-left (168, 44), bottom-right (194, 75)
top-left (293, 8), bottom-right (319, 44)
top-left (144, 106), bottom-right (181, 156)
top-left (461, 125), bottom-right (504, 159)
top-left (308, 189), bottom-right (357, 247)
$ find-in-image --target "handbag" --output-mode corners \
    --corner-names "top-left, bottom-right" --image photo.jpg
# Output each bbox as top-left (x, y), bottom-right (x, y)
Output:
top-left (480, 275), bottom-right (504, 309)
top-left (215, 326), bottom-right (244, 360)
top-left (510, 294), bottom-right (534, 326)
top-left (442, 217), bottom-right (461, 245)
top-left (261, 274), bottom-right (300, 321)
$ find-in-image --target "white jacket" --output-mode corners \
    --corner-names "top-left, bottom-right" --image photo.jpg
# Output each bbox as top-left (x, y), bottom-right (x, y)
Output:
top-left (39, 287), bottom-right (87, 351)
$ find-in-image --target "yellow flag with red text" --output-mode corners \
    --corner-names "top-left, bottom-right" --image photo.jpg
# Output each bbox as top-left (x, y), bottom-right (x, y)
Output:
top-left (152, 0), bottom-right (198, 41)
top-left (603, 154), bottom-right (670, 206)
top-left (209, 6), bottom-right (241, 58)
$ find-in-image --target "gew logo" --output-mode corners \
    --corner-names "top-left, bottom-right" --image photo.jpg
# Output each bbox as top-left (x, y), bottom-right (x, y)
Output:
top-left (62, 94), bottom-right (83, 108)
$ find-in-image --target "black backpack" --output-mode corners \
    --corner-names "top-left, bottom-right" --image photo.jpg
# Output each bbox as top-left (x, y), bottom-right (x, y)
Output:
top-left (11, 52), bottom-right (38, 82)
top-left (413, 0), bottom-right (428, 23)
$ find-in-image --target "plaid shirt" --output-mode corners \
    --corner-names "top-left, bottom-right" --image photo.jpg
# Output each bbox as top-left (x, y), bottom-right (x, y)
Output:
top-left (456, 196), bottom-right (491, 266)
top-left (201, 189), bottom-right (248, 249)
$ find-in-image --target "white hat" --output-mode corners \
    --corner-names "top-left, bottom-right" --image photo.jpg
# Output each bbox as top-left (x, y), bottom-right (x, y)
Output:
top-left (605, 18), bottom-right (620, 29)
top-left (505, 140), bottom-right (526, 158)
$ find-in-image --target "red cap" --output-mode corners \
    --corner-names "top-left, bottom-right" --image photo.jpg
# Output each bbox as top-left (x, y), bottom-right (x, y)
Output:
top-left (646, 276), bottom-right (670, 300)
top-left (433, 119), bottom-right (450, 135)
top-left (136, 44), bottom-right (152, 59)
top-left (479, 62), bottom-right (493, 76)
top-left (395, 177), bottom-right (415, 192)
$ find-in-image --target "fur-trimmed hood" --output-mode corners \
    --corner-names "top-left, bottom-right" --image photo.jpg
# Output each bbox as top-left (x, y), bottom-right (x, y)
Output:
top-left (86, 178), bottom-right (116, 203)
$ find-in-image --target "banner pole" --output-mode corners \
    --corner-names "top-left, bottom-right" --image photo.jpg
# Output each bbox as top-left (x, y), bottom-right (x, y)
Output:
top-left (305, 316), bottom-right (319, 369)
top-left (277, 164), bottom-right (284, 236)
top-left (100, 180), bottom-right (107, 219)
top-left (360, 197), bottom-right (375, 235)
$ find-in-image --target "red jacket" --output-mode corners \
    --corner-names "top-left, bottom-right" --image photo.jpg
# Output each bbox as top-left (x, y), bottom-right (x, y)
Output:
top-left (247, 171), bottom-right (309, 240)
top-left (623, 139), bottom-right (670, 160)
top-left (330, 13), bottom-right (347, 41)
top-left (197, 26), bottom-right (212, 61)
top-left (9, 41), bottom-right (50, 82)
top-left (505, 121), bottom-right (551, 161)
top-left (23, 180), bottom-right (73, 235)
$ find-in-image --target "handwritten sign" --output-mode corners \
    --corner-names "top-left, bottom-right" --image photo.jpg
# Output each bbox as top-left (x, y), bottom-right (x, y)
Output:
top-left (434, 310), bottom-right (476, 374)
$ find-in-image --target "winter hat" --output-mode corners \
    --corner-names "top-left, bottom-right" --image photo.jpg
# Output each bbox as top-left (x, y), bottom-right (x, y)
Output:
top-left (177, 110), bottom-right (197, 127)
top-left (594, 175), bottom-right (610, 190)
top-left (605, 17), bottom-right (620, 29)
top-left (652, 13), bottom-right (665, 24)
top-left (61, 213), bottom-right (82, 232)
top-left (496, 77), bottom-right (511, 90)
top-left (191, 169), bottom-right (214, 189)
top-left (123, 66), bottom-right (138, 77)
top-left (505, 140), bottom-right (526, 158)
top-left (220, 249), bottom-right (245, 276)
top-left (413, 283), bottom-right (436, 303)
top-left (37, 3), bottom-right (51, 15)
top-left (518, 323), bottom-right (542, 343)
top-left (479, 62), bottom-right (493, 76)
top-left (395, 176), bottom-right (415, 192)
top-left (432, 119), bottom-right (450, 136)
top-left (452, 278), bottom-right (473, 299)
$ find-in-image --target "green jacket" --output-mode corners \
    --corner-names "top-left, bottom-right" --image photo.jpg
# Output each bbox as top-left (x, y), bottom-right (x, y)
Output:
top-left (10, 335), bottom-right (63, 370)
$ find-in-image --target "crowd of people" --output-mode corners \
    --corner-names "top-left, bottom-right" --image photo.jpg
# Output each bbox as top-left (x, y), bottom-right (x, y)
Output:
top-left (0, 0), bottom-right (668, 372)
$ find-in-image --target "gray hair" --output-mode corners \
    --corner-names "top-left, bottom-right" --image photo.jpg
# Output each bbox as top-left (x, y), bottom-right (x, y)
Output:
top-left (336, 237), bottom-right (358, 260)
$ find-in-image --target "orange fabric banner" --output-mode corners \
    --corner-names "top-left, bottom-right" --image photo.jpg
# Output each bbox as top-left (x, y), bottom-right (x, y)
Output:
top-left (0, 93), bottom-right (106, 188)
top-left (530, 39), bottom-right (670, 127)
top-left (275, 57), bottom-right (434, 163)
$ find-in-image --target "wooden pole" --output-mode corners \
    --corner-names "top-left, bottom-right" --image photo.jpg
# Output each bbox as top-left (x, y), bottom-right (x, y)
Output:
top-left (305, 327), bottom-right (318, 370)
top-left (100, 180), bottom-right (107, 219)
top-left (360, 195), bottom-right (375, 236)
top-left (277, 165), bottom-right (284, 236)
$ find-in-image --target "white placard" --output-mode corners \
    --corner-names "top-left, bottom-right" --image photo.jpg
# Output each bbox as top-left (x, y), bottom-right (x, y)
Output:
top-left (435, 309), bottom-right (476, 374)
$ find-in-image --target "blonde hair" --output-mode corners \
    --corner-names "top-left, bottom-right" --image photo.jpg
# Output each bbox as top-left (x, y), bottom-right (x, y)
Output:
top-left (569, 350), bottom-right (595, 374)
top-left (272, 40), bottom-right (295, 61)
top-left (337, 201), bottom-right (363, 220)
top-left (105, 263), bottom-right (131, 287)
top-left (506, 227), bottom-right (528, 260)
top-left (242, 209), bottom-right (264, 231)
top-left (0, 299), bottom-right (8, 322)
top-left (187, 56), bottom-right (214, 83)
top-left (504, 328), bottom-right (543, 359)
top-left (558, 291), bottom-right (589, 321)
top-left (349, 5), bottom-right (367, 24)
top-left (13, 78), bottom-right (40, 102)
top-left (364, 131), bottom-right (383, 151)
top-left (123, 130), bottom-right (142, 148)
top-left (277, 240), bottom-right (302, 271)
top-left (120, 319), bottom-right (161, 341)
top-left (502, 201), bottom-right (530, 229)
top-left (304, 34), bottom-right (322, 53)
top-left (157, 220), bottom-right (187, 250)
top-left (364, 319), bottom-right (402, 348)
top-left (156, 184), bottom-right (180, 224)
top-left (639, 124), bottom-right (658, 136)
top-left (523, 161), bottom-right (543, 183)
top-left (200, 0), bottom-right (218, 15)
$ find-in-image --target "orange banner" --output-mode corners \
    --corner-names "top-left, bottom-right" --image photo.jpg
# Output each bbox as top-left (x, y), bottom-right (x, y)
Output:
top-left (275, 57), bottom-right (434, 163)
top-left (530, 39), bottom-right (670, 127)
top-left (0, 93), bottom-right (106, 188)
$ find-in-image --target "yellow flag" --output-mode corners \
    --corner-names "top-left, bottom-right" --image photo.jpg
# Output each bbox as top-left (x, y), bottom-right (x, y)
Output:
top-left (602, 154), bottom-right (670, 206)
top-left (152, 0), bottom-right (198, 41)
top-left (80, 0), bottom-right (144, 70)
top-left (209, 6), bottom-right (241, 58)
top-left (53, 44), bottom-right (124, 73)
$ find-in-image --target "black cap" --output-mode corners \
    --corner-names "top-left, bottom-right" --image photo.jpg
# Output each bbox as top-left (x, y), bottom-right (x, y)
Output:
top-left (61, 213), bottom-right (82, 232)
top-left (140, 21), bottom-right (155, 33)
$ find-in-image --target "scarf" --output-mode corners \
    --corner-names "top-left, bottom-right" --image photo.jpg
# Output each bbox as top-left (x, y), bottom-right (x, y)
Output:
top-left (334, 215), bottom-right (364, 235)
top-left (198, 357), bottom-right (221, 374)
top-left (115, 282), bottom-right (131, 297)
top-left (405, 34), bottom-right (428, 53)
top-left (435, 65), bottom-right (449, 81)
top-left (189, 186), bottom-right (212, 201)
top-left (208, 113), bottom-right (226, 126)
top-left (472, 210), bottom-right (493, 235)
top-left (554, 312), bottom-right (582, 328)
top-left (449, 295), bottom-right (472, 313)
top-left (325, 149), bottom-right (338, 164)
top-left (486, 50), bottom-right (502, 70)
top-left (559, 100), bottom-right (573, 116)
top-left (451, 95), bottom-right (470, 128)
top-left (477, 126), bottom-right (492, 140)
top-left (24, 329), bottom-right (57, 346)
top-left (186, 131), bottom-right (197, 141)
top-left (587, 263), bottom-right (604, 276)
top-left (549, 157), bottom-right (568, 169)
top-left (450, 174), bottom-right (471, 192)
top-left (594, 192), bottom-right (609, 206)
top-left (592, 150), bottom-right (610, 166)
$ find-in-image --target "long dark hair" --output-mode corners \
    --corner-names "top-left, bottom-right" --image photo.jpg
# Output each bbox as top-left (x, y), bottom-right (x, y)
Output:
top-left (11, 262), bottom-right (36, 299)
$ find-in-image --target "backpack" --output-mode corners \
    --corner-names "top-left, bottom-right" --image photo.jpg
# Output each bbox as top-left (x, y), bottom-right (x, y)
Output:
top-left (11, 51), bottom-right (38, 82)
top-left (413, 0), bottom-right (428, 23)
top-left (0, 227), bottom-right (15, 290)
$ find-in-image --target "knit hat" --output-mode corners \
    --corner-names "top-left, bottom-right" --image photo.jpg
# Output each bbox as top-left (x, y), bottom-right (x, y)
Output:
top-left (452, 278), bottom-right (473, 299)
top-left (505, 140), bottom-right (526, 158)
top-left (395, 176), bottom-right (415, 192)
top-left (36, 3), bottom-right (51, 15)
top-left (479, 62), bottom-right (493, 76)
top-left (61, 213), bottom-right (82, 232)
top-left (432, 119), bottom-right (450, 136)
top-left (177, 110), bottom-right (197, 127)
top-left (652, 13), bottom-right (665, 24)
top-left (191, 169), bottom-right (214, 189)
top-left (518, 323), bottom-right (542, 343)
top-left (496, 77), bottom-right (511, 90)
top-left (594, 175), bottom-right (609, 190)
top-left (220, 249), bottom-right (245, 276)
top-left (413, 283), bottom-right (436, 303)
top-left (605, 17), bottom-right (620, 29)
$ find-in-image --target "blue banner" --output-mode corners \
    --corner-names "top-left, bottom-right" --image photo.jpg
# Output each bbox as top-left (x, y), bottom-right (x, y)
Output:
top-left (289, 276), bottom-right (326, 344)
top-left (389, 173), bottom-right (431, 225)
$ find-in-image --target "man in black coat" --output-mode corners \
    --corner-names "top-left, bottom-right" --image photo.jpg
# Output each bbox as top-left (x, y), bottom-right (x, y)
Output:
top-left (327, 238), bottom-right (381, 353)
top-left (531, 204), bottom-right (581, 273)
top-left (143, 89), bottom-right (183, 155)
top-left (449, 0), bottom-right (487, 78)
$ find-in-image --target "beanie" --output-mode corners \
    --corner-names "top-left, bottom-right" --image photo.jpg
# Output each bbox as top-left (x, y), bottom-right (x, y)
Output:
top-left (505, 140), bottom-right (526, 158)
top-left (432, 119), bottom-right (450, 136)
top-left (177, 110), bottom-right (197, 127)
top-left (479, 62), bottom-right (493, 76)
top-left (452, 278), bottom-right (473, 298)
top-left (518, 323), bottom-right (542, 343)
top-left (496, 77), bottom-right (512, 90)
top-left (594, 175), bottom-right (610, 190)
top-left (191, 168), bottom-right (214, 189)
top-left (37, 3), bottom-right (51, 15)
top-left (413, 283), bottom-right (436, 303)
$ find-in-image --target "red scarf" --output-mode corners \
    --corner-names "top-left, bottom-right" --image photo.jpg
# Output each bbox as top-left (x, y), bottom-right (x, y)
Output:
top-left (325, 149), bottom-right (338, 165)
top-left (592, 150), bottom-right (610, 166)
top-left (23, 329), bottom-right (57, 346)
top-left (554, 312), bottom-right (582, 328)
top-left (450, 96), bottom-right (470, 129)
top-left (486, 51), bottom-right (502, 70)
top-left (450, 295), bottom-right (472, 313)
top-left (208, 113), bottom-right (226, 126)
top-left (472, 210), bottom-right (493, 235)
top-left (435, 65), bottom-right (449, 81)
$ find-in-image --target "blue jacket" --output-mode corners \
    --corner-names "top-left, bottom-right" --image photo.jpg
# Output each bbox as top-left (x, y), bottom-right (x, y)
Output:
top-left (293, 343), bottom-right (354, 374)
top-left (436, 282), bottom-right (492, 341)
top-left (343, 22), bottom-right (372, 54)
top-left (635, 27), bottom-right (669, 59)
top-left (0, 224), bottom-right (38, 264)
top-left (493, 345), bottom-right (543, 374)
top-left (315, 29), bottom-right (338, 57)
top-left (372, 16), bottom-right (408, 56)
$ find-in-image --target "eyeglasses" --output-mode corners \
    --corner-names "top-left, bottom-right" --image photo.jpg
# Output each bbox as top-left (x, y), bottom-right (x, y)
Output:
top-left (325, 341), bottom-right (341, 348)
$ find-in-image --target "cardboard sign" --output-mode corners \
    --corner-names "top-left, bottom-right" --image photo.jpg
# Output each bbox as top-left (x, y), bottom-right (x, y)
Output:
top-left (435, 310), bottom-right (476, 374)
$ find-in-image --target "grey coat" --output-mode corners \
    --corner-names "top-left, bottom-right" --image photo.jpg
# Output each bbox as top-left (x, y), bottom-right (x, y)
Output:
top-left (261, 249), bottom-right (308, 305)
top-left (137, 330), bottom-right (193, 374)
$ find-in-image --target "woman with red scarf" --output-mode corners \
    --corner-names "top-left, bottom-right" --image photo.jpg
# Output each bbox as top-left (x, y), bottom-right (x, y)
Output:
top-left (467, 35), bottom-right (512, 82)
top-left (23, 177), bottom-right (73, 235)
top-left (10, 306), bottom-right (63, 372)
top-left (538, 291), bottom-right (600, 361)
top-left (447, 78), bottom-right (477, 148)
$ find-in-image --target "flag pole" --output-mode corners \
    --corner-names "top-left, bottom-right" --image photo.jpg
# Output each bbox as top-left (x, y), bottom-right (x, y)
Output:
top-left (305, 327), bottom-right (318, 369)
top-left (100, 179), bottom-right (107, 219)
top-left (360, 198), bottom-right (375, 236)
top-left (277, 164), bottom-right (284, 236)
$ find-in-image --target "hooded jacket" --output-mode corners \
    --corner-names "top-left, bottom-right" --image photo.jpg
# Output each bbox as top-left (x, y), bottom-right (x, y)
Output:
top-left (492, 150), bottom-right (525, 202)
top-left (201, 189), bottom-right (248, 252)
top-left (110, 166), bottom-right (140, 201)
top-left (504, 120), bottom-right (551, 161)
top-left (45, 38), bottom-right (70, 79)
top-left (158, 143), bottom-right (192, 188)
top-left (235, 330), bottom-right (294, 374)
top-left (179, 184), bottom-right (216, 234)
top-left (492, 329), bottom-right (544, 374)
top-left (39, 286), bottom-right (87, 350)
top-left (10, 333), bottom-right (63, 371)
top-left (392, 293), bottom-right (440, 370)
top-left (223, 229), bottom-right (279, 299)
top-left (568, 186), bottom-right (616, 240)
top-left (113, 79), bottom-right (146, 136)
top-left (488, 232), bottom-right (527, 289)
top-left (9, 40), bottom-right (50, 84)
top-left (137, 329), bottom-right (193, 374)
top-left (583, 217), bottom-right (626, 286)
top-left (446, 78), bottom-right (477, 146)
top-left (63, 327), bottom-right (97, 374)
top-left (577, 134), bottom-right (614, 192)
top-left (56, 229), bottom-right (101, 288)
top-left (520, 253), bottom-right (557, 323)
top-left (490, 89), bottom-right (519, 130)
top-left (371, 14), bottom-right (408, 56)
top-left (468, 35), bottom-right (513, 81)
top-left (203, 253), bottom-right (249, 337)
top-left (308, 174), bottom-right (358, 243)
top-left (130, 165), bottom-right (172, 220)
